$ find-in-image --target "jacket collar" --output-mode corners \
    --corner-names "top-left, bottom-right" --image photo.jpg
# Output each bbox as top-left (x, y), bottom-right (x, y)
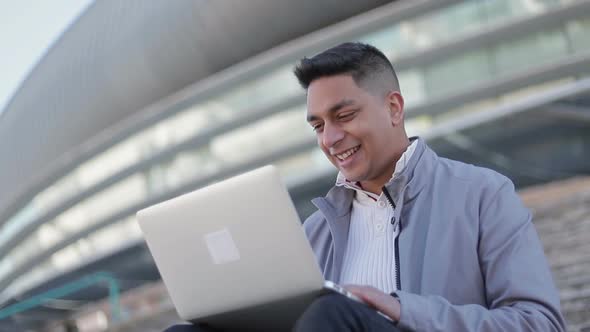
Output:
top-left (383, 137), bottom-right (437, 210)
top-left (310, 137), bottom-right (437, 281)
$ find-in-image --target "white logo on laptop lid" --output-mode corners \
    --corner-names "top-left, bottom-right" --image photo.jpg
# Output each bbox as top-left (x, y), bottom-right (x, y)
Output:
top-left (204, 227), bottom-right (241, 264)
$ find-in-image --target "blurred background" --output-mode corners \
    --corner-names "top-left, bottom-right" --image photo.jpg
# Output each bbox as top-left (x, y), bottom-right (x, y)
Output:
top-left (0, 0), bottom-right (589, 331)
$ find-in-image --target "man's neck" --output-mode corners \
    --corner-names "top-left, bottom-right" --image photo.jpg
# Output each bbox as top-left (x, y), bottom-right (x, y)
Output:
top-left (359, 138), bottom-right (411, 195)
top-left (359, 167), bottom-right (396, 195)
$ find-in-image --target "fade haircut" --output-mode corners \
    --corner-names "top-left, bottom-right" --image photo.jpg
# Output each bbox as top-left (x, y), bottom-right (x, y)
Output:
top-left (293, 42), bottom-right (400, 97)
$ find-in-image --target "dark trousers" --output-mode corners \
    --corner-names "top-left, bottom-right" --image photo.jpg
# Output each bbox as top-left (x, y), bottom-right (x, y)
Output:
top-left (163, 293), bottom-right (402, 332)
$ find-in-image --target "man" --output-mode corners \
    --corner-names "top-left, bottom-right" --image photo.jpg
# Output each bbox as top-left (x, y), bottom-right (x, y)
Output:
top-left (165, 42), bottom-right (565, 331)
top-left (292, 42), bottom-right (566, 331)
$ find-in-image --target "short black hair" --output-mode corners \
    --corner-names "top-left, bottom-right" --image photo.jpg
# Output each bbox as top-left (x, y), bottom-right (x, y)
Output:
top-left (293, 42), bottom-right (400, 95)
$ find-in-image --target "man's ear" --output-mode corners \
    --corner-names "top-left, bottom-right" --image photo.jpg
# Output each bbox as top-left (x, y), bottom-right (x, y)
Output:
top-left (387, 91), bottom-right (405, 126)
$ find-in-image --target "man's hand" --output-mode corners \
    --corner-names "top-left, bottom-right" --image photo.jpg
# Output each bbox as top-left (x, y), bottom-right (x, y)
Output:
top-left (344, 285), bottom-right (401, 322)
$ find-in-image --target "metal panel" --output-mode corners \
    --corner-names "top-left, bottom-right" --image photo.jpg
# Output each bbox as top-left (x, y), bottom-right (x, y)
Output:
top-left (0, 0), bottom-right (399, 222)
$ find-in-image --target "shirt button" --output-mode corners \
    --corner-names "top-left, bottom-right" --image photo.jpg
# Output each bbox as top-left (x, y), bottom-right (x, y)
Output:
top-left (377, 201), bottom-right (387, 208)
top-left (375, 223), bottom-right (385, 232)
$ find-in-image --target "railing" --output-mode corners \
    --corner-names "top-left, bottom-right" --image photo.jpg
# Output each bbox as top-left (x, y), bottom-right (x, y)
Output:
top-left (0, 271), bottom-right (121, 322)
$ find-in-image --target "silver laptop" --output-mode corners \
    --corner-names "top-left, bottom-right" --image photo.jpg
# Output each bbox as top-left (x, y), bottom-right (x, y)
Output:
top-left (136, 165), bottom-right (363, 331)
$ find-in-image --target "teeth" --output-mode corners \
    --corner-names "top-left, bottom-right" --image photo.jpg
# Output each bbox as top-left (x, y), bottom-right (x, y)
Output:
top-left (336, 146), bottom-right (359, 161)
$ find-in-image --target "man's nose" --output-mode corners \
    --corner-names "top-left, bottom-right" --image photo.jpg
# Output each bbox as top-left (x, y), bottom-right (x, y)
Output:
top-left (322, 123), bottom-right (345, 149)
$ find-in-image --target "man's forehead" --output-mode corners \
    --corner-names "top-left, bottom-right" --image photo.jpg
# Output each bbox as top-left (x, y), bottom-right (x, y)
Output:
top-left (306, 98), bottom-right (357, 121)
top-left (305, 75), bottom-right (365, 118)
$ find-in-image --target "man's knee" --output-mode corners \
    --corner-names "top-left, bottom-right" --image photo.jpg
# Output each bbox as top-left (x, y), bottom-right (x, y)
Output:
top-left (296, 293), bottom-right (361, 330)
top-left (294, 294), bottom-right (366, 331)
top-left (306, 293), bottom-right (356, 317)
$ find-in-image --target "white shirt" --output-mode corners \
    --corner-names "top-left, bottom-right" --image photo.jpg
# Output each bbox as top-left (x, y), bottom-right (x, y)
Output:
top-left (336, 140), bottom-right (416, 293)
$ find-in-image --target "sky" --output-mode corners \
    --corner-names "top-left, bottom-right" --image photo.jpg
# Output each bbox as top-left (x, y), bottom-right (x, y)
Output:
top-left (0, 0), bottom-right (93, 115)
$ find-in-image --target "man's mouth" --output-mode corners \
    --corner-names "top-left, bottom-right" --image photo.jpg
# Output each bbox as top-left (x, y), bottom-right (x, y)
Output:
top-left (335, 145), bottom-right (360, 161)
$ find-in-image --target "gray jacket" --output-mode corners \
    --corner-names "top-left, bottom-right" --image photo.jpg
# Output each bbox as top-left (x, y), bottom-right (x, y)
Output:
top-left (303, 138), bottom-right (566, 331)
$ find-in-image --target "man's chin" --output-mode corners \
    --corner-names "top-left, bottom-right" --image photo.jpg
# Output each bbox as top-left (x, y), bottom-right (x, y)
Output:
top-left (340, 170), bottom-right (364, 183)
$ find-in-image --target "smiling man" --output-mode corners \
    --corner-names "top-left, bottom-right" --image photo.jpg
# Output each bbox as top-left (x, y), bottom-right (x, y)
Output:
top-left (292, 42), bottom-right (566, 331)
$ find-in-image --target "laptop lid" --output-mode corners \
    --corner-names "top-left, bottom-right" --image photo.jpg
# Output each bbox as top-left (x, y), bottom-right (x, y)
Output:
top-left (136, 165), bottom-right (325, 321)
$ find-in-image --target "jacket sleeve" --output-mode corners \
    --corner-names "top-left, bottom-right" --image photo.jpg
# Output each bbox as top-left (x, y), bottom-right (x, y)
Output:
top-left (396, 179), bottom-right (566, 332)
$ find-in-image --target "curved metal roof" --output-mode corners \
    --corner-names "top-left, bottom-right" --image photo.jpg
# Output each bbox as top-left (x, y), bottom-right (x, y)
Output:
top-left (0, 0), bottom-right (391, 219)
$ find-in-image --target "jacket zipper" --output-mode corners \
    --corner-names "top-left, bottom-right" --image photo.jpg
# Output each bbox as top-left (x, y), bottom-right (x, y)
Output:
top-left (382, 187), bottom-right (402, 291)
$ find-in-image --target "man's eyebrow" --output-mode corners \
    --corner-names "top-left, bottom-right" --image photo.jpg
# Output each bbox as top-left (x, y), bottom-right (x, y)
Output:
top-left (306, 99), bottom-right (356, 122)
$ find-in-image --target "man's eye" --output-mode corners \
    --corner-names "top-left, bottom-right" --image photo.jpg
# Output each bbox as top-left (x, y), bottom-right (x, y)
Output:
top-left (312, 124), bottom-right (323, 132)
top-left (338, 112), bottom-right (354, 120)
